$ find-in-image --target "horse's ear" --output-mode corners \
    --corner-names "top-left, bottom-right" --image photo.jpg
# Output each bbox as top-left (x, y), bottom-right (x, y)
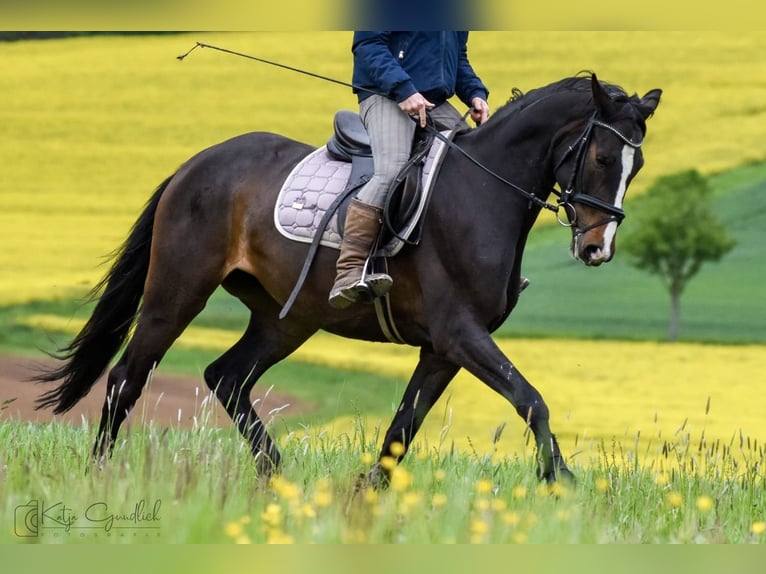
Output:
top-left (591, 73), bottom-right (616, 118)
top-left (636, 88), bottom-right (662, 120)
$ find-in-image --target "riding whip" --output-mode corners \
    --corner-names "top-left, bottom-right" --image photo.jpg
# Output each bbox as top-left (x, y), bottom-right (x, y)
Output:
top-left (177, 41), bottom-right (386, 98)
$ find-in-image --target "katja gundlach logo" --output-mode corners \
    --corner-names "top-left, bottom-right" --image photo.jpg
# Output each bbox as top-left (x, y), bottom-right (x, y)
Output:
top-left (14, 498), bottom-right (162, 539)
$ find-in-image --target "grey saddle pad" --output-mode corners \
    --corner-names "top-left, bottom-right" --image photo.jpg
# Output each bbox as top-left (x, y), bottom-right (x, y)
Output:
top-left (273, 137), bottom-right (448, 257)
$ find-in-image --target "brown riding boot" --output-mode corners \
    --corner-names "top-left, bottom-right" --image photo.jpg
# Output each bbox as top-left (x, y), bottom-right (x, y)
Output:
top-left (328, 198), bottom-right (393, 309)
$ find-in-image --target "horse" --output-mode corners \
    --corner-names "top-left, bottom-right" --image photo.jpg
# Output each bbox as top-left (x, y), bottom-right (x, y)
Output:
top-left (34, 73), bottom-right (661, 484)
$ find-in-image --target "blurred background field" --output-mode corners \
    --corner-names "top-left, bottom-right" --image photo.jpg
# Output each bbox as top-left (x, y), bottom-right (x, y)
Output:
top-left (2, 31), bottom-right (766, 304)
top-left (1, 32), bottom-right (765, 470)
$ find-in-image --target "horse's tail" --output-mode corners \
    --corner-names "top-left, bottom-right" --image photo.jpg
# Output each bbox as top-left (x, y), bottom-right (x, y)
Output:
top-left (34, 174), bottom-right (175, 414)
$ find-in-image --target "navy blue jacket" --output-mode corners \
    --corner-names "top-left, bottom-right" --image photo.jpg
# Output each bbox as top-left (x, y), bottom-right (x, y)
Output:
top-left (351, 31), bottom-right (489, 107)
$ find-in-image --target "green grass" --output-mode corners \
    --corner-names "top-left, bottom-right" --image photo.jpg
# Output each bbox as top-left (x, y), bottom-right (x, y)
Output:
top-left (1, 418), bottom-right (763, 543)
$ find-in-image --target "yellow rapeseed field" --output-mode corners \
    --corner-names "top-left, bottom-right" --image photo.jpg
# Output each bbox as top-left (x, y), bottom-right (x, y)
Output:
top-left (2, 32), bottom-right (766, 303)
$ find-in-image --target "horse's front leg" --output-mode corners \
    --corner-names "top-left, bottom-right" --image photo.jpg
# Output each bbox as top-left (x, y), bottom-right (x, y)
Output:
top-left (361, 347), bottom-right (460, 489)
top-left (436, 322), bottom-right (573, 483)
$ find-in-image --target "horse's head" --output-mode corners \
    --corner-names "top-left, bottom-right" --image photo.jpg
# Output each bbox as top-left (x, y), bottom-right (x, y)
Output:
top-left (553, 74), bottom-right (661, 266)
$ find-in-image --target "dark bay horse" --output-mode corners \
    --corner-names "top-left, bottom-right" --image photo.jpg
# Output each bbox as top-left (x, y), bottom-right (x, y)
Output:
top-left (35, 74), bottom-right (661, 483)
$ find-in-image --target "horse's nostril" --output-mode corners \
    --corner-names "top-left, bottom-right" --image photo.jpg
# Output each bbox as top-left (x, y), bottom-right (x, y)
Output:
top-left (583, 244), bottom-right (603, 262)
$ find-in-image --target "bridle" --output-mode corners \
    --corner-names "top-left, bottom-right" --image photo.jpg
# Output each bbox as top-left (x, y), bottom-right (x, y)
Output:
top-left (552, 112), bottom-right (644, 235)
top-left (422, 110), bottom-right (644, 233)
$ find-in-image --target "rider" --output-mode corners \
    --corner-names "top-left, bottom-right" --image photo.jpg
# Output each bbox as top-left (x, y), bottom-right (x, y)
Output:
top-left (328, 31), bottom-right (491, 309)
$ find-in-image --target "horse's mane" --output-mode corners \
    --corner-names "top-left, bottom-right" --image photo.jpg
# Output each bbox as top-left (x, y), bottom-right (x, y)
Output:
top-left (491, 73), bottom-right (634, 122)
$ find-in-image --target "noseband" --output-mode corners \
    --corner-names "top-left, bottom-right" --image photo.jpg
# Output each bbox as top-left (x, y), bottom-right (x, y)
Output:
top-left (553, 113), bottom-right (644, 235)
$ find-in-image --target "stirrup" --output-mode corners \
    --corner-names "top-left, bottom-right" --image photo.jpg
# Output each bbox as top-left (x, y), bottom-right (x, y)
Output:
top-left (360, 273), bottom-right (393, 299)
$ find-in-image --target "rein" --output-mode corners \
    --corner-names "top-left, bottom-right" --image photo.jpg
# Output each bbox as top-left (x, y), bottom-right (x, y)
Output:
top-left (420, 118), bottom-right (561, 215)
top-left (421, 111), bottom-right (643, 231)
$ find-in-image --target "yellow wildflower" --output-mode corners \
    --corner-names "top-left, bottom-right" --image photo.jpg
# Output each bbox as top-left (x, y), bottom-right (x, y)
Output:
top-left (695, 495), bottom-right (714, 514)
top-left (313, 479), bottom-right (333, 507)
top-left (475, 479), bottom-right (493, 494)
top-left (595, 477), bottom-right (610, 492)
top-left (475, 498), bottom-right (490, 512)
top-left (655, 472), bottom-right (670, 486)
top-left (390, 442), bottom-right (406, 457)
top-left (548, 482), bottom-right (567, 498)
top-left (361, 452), bottom-right (375, 465)
top-left (363, 488), bottom-right (379, 505)
top-left (470, 519), bottom-right (489, 535)
top-left (224, 521), bottom-right (244, 538)
top-left (398, 491), bottom-right (422, 516)
top-left (434, 469), bottom-right (447, 482)
top-left (266, 528), bottom-right (295, 544)
top-left (275, 479), bottom-right (301, 501)
top-left (432, 493), bottom-right (448, 508)
top-left (502, 511), bottom-right (520, 526)
top-left (751, 521), bottom-right (766, 535)
top-left (491, 498), bottom-right (507, 512)
top-left (261, 503), bottom-right (282, 527)
top-left (234, 535), bottom-right (252, 544)
top-left (666, 491), bottom-right (683, 509)
top-left (512, 485), bottom-right (527, 499)
top-left (402, 491), bottom-right (421, 508)
top-left (390, 466), bottom-right (412, 492)
top-left (313, 490), bottom-right (333, 508)
top-left (301, 503), bottom-right (316, 518)
top-left (380, 455), bottom-right (397, 471)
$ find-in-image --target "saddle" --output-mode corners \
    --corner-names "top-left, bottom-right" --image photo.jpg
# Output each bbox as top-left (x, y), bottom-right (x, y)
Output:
top-left (275, 110), bottom-right (440, 254)
top-left (330, 110), bottom-right (436, 242)
top-left (276, 110), bottom-right (454, 334)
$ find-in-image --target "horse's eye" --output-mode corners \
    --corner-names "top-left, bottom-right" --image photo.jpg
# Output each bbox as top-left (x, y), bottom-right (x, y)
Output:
top-left (595, 154), bottom-right (615, 167)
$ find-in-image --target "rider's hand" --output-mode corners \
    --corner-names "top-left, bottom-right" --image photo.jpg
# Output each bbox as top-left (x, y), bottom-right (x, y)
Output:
top-left (470, 97), bottom-right (490, 126)
top-left (398, 92), bottom-right (435, 128)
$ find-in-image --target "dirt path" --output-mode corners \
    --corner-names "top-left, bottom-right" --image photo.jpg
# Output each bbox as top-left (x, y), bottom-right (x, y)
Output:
top-left (0, 354), bottom-right (313, 428)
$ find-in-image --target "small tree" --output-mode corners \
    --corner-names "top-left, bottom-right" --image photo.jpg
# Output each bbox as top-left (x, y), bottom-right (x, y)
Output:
top-left (621, 169), bottom-right (736, 341)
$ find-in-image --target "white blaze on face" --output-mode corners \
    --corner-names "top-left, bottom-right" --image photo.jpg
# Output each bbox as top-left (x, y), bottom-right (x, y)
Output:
top-left (599, 144), bottom-right (635, 259)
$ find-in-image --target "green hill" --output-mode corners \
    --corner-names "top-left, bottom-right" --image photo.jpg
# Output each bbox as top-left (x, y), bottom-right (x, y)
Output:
top-left (495, 162), bottom-right (766, 343)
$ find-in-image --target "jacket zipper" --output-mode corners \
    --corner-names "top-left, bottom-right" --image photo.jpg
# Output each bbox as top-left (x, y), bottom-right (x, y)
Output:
top-left (439, 31), bottom-right (447, 89)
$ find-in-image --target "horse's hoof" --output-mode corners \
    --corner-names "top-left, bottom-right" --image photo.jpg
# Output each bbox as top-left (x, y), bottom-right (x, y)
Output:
top-left (254, 450), bottom-right (280, 478)
top-left (354, 463), bottom-right (388, 492)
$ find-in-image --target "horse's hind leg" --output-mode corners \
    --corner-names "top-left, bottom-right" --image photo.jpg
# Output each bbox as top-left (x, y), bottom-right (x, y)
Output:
top-left (363, 348), bottom-right (459, 488)
top-left (93, 255), bottom-right (224, 460)
top-left (204, 276), bottom-right (316, 475)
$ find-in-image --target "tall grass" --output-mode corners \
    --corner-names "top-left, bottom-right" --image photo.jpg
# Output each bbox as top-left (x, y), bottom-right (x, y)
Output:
top-left (1, 409), bottom-right (763, 544)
